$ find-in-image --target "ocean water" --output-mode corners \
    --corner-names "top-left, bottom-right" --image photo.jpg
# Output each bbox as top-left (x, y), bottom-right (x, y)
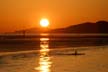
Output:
top-left (0, 34), bottom-right (108, 72)
top-left (0, 46), bottom-right (108, 72)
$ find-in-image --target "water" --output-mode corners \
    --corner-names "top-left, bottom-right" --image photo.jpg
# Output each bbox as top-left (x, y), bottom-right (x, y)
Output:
top-left (0, 34), bottom-right (108, 72)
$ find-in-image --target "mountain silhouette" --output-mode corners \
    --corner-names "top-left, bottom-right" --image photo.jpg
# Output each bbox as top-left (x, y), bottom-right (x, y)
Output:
top-left (50, 21), bottom-right (108, 33)
top-left (14, 21), bottom-right (108, 34)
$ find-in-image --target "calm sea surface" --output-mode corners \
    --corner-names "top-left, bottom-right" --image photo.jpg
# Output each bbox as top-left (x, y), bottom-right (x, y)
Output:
top-left (0, 34), bottom-right (108, 72)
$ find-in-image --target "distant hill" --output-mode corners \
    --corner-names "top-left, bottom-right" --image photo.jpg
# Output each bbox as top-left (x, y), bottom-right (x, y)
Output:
top-left (50, 21), bottom-right (108, 33)
top-left (14, 21), bottom-right (108, 34)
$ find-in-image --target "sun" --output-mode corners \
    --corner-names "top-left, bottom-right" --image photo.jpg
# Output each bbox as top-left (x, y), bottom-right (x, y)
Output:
top-left (40, 19), bottom-right (49, 27)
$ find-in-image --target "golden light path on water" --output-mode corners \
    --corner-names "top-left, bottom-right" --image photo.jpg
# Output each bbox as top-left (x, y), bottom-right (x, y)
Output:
top-left (35, 33), bottom-right (52, 72)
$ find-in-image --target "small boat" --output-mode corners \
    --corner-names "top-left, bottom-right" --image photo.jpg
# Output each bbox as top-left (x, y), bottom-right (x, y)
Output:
top-left (71, 49), bottom-right (85, 55)
top-left (56, 49), bottom-right (85, 56)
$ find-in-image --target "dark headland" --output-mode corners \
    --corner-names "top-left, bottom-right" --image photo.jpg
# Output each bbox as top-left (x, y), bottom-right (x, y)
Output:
top-left (14, 20), bottom-right (108, 33)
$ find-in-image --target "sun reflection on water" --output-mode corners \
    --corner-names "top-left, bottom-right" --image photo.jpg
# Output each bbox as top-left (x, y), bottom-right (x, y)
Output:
top-left (35, 35), bottom-right (52, 72)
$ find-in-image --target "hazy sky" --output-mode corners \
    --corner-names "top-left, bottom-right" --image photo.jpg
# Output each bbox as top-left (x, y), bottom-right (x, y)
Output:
top-left (0, 0), bottom-right (108, 33)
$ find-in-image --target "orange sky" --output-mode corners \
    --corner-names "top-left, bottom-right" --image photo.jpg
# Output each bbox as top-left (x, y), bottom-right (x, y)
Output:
top-left (0, 0), bottom-right (108, 33)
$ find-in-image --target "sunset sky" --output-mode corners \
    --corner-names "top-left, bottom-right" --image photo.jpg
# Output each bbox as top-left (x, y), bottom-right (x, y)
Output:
top-left (0, 0), bottom-right (108, 33)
